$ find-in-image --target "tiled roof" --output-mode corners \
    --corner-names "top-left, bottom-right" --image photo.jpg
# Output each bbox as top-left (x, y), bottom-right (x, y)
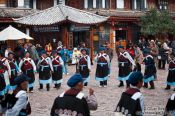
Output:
top-left (14, 5), bottom-right (108, 25)
top-left (85, 9), bottom-right (145, 18)
top-left (0, 8), bottom-right (37, 18)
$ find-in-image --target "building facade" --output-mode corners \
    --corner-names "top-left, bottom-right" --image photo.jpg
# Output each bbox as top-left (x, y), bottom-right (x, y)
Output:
top-left (0, 0), bottom-right (175, 51)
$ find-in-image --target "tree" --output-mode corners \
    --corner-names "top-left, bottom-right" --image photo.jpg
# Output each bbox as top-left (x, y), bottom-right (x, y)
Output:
top-left (140, 8), bottom-right (175, 39)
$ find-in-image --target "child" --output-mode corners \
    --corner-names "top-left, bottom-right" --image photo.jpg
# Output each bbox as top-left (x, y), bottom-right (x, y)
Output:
top-left (143, 49), bottom-right (156, 89)
top-left (38, 51), bottom-right (53, 91)
top-left (51, 50), bottom-right (64, 89)
top-left (78, 48), bottom-right (91, 86)
top-left (0, 50), bottom-right (11, 93)
top-left (117, 45), bottom-right (135, 88)
top-left (164, 93), bottom-right (175, 116)
top-left (8, 52), bottom-right (21, 91)
top-left (115, 72), bottom-right (144, 116)
top-left (94, 47), bottom-right (110, 87)
top-left (165, 52), bottom-right (175, 91)
top-left (19, 51), bottom-right (36, 93)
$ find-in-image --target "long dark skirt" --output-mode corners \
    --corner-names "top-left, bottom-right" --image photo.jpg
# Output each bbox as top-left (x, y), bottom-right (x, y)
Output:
top-left (95, 64), bottom-right (109, 81)
top-left (52, 65), bottom-right (62, 84)
top-left (0, 74), bottom-right (6, 97)
top-left (79, 65), bottom-right (90, 83)
top-left (23, 69), bottom-right (35, 88)
top-left (167, 69), bottom-right (175, 86)
top-left (144, 65), bottom-right (156, 83)
top-left (9, 69), bottom-right (17, 90)
top-left (118, 64), bottom-right (132, 81)
top-left (39, 66), bottom-right (51, 84)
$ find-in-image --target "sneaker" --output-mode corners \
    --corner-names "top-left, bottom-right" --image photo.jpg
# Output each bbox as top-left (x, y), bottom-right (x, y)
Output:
top-left (66, 73), bottom-right (69, 75)
top-left (118, 84), bottom-right (124, 87)
top-left (104, 85), bottom-right (107, 88)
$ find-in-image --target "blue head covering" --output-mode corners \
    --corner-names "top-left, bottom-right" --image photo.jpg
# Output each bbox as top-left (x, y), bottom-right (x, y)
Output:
top-left (118, 45), bottom-right (124, 49)
top-left (143, 48), bottom-right (150, 55)
top-left (14, 74), bottom-right (30, 86)
top-left (67, 73), bottom-right (83, 87)
top-left (40, 50), bottom-right (47, 55)
top-left (99, 47), bottom-right (106, 51)
top-left (51, 50), bottom-right (58, 55)
top-left (81, 48), bottom-right (87, 53)
top-left (128, 72), bottom-right (143, 86)
top-left (0, 50), bottom-right (3, 56)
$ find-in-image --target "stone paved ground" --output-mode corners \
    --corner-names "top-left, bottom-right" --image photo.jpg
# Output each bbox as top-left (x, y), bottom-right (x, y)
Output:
top-left (30, 53), bottom-right (174, 116)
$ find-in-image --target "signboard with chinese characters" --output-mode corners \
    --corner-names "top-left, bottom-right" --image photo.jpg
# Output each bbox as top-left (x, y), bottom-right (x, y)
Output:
top-left (70, 24), bottom-right (90, 32)
top-left (33, 26), bottom-right (60, 32)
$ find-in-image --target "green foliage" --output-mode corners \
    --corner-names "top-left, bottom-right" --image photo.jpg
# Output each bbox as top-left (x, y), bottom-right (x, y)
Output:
top-left (140, 8), bottom-right (175, 37)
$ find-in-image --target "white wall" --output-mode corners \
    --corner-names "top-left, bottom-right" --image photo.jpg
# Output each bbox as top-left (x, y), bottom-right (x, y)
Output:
top-left (117, 0), bottom-right (124, 9)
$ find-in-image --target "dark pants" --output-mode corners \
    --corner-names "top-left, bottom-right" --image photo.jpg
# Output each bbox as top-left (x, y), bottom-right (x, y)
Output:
top-left (54, 84), bottom-right (61, 89)
top-left (84, 82), bottom-right (88, 86)
top-left (119, 80), bottom-right (130, 87)
top-left (158, 60), bottom-right (166, 69)
top-left (40, 84), bottom-right (50, 91)
top-left (100, 80), bottom-right (107, 86)
top-left (144, 81), bottom-right (155, 88)
top-left (29, 87), bottom-right (33, 91)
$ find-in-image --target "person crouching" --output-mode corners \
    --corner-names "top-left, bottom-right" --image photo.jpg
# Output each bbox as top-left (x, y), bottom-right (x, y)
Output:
top-left (51, 73), bottom-right (98, 116)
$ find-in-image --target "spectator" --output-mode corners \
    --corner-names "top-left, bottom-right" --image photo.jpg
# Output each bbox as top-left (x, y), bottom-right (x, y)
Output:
top-left (36, 44), bottom-right (44, 56)
top-left (5, 46), bottom-right (12, 58)
top-left (105, 43), bottom-right (113, 62)
top-left (60, 46), bottom-right (69, 75)
top-left (72, 48), bottom-right (81, 65)
top-left (28, 43), bottom-right (40, 63)
top-left (158, 44), bottom-right (167, 70)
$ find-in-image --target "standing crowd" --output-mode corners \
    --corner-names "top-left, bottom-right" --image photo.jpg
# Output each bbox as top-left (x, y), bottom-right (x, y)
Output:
top-left (0, 38), bottom-right (175, 116)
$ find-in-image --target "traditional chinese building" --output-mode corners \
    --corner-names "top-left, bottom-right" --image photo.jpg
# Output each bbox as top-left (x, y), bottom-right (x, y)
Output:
top-left (65, 0), bottom-right (175, 48)
top-left (0, 0), bottom-right (175, 51)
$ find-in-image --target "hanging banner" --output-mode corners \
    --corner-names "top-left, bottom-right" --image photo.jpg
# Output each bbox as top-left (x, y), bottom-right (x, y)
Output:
top-left (33, 25), bottom-right (60, 32)
top-left (70, 24), bottom-right (90, 32)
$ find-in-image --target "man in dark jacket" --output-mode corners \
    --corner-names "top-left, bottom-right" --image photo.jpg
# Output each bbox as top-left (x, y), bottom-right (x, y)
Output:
top-left (50, 74), bottom-right (97, 116)
top-left (105, 43), bottom-right (113, 62)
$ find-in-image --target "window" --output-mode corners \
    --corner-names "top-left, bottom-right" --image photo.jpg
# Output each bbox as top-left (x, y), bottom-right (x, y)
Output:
top-left (24, 0), bottom-right (30, 8)
top-left (96, 0), bottom-right (102, 8)
top-left (105, 0), bottom-right (109, 9)
top-left (8, 0), bottom-right (18, 7)
top-left (132, 0), bottom-right (146, 11)
top-left (117, 0), bottom-right (124, 9)
top-left (158, 0), bottom-right (168, 10)
top-left (88, 0), bottom-right (93, 8)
